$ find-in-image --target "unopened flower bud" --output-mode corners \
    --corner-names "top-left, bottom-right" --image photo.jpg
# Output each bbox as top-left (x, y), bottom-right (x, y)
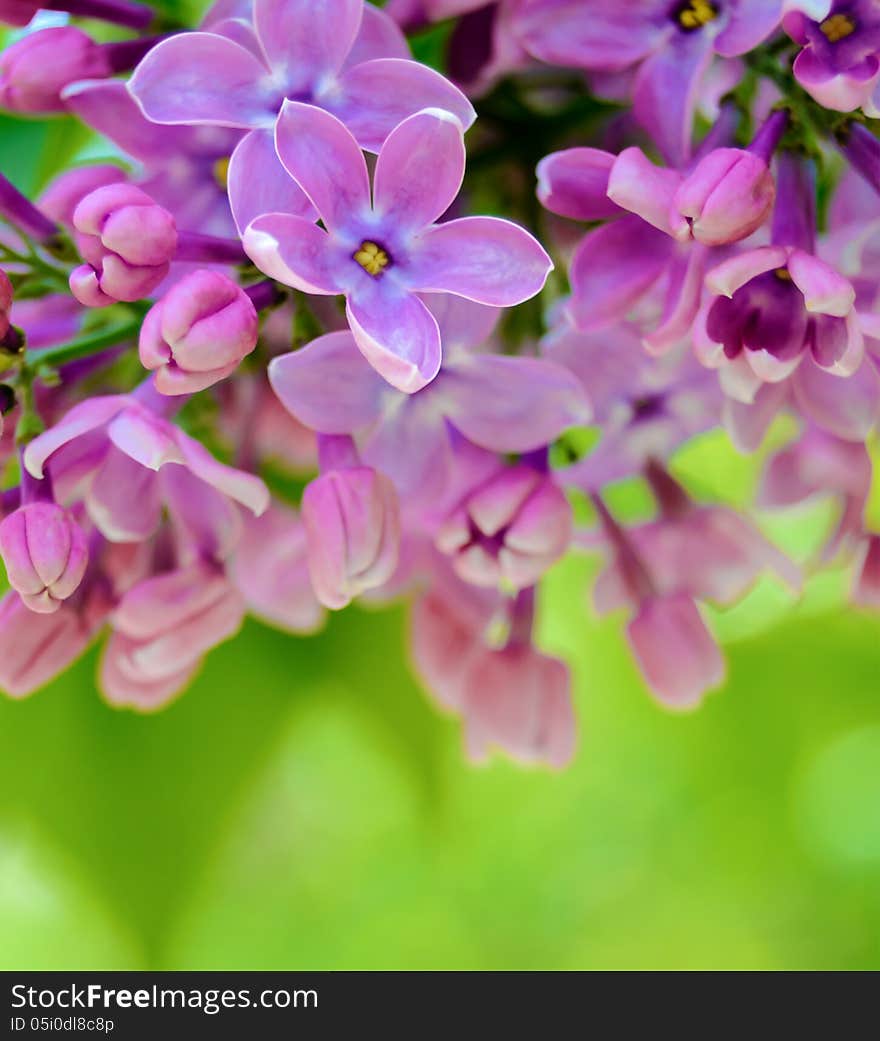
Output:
top-left (140, 270), bottom-right (259, 394)
top-left (0, 28), bottom-right (112, 113)
top-left (674, 147), bottom-right (775, 246)
top-left (0, 502), bottom-right (89, 614)
top-left (436, 466), bottom-right (572, 590)
top-left (626, 593), bottom-right (724, 709)
top-left (302, 466), bottom-right (400, 610)
top-left (70, 183), bottom-right (177, 306)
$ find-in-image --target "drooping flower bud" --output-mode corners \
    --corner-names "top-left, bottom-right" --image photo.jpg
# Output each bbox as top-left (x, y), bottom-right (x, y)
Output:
top-left (0, 502), bottom-right (89, 614)
top-left (435, 465), bottom-right (571, 590)
top-left (301, 464), bottom-right (401, 610)
top-left (0, 28), bottom-right (112, 113)
top-left (626, 593), bottom-right (725, 709)
top-left (69, 183), bottom-right (177, 306)
top-left (139, 270), bottom-right (259, 394)
top-left (673, 147), bottom-right (776, 245)
top-left (101, 562), bottom-right (244, 711)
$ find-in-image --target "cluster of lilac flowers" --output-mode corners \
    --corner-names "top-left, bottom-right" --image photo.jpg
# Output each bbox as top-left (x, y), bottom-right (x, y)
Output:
top-left (0, 0), bottom-right (878, 769)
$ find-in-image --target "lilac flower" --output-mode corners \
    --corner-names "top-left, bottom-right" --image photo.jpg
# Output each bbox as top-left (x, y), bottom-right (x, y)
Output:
top-left (127, 0), bottom-right (475, 152)
top-left (544, 316), bottom-right (721, 488)
top-left (63, 80), bottom-right (245, 237)
top-left (853, 533), bottom-right (880, 608)
top-left (243, 103), bottom-right (552, 391)
top-left (0, 0), bottom-right (153, 29)
top-left (230, 503), bottom-right (325, 634)
top-left (0, 501), bottom-right (89, 613)
top-left (435, 463), bottom-right (572, 590)
top-left (514, 0), bottom-right (783, 163)
top-left (139, 269), bottom-right (259, 394)
top-left (101, 561), bottom-right (245, 711)
top-left (23, 382), bottom-right (269, 549)
top-left (69, 183), bottom-right (178, 306)
top-left (302, 437), bottom-right (401, 610)
top-left (784, 0), bottom-right (880, 112)
top-left (268, 296), bottom-right (588, 499)
top-left (0, 27), bottom-right (113, 113)
top-left (410, 587), bottom-right (576, 768)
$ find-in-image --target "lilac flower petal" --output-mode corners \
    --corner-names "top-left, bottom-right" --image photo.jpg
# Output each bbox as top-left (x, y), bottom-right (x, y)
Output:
top-left (705, 246), bottom-right (788, 297)
top-left (792, 357), bottom-right (880, 441)
top-left (345, 3), bottom-right (409, 67)
top-left (442, 354), bottom-right (591, 452)
top-left (723, 381), bottom-right (788, 452)
top-left (227, 128), bottom-right (314, 235)
top-left (787, 249), bottom-right (855, 316)
top-left (87, 445), bottom-right (163, 541)
top-left (107, 408), bottom-right (182, 470)
top-left (536, 147), bottom-right (621, 222)
top-left (243, 213), bottom-right (338, 294)
top-left (273, 100), bottom-right (370, 231)
top-left (162, 464), bottom-right (243, 561)
top-left (568, 216), bottom-right (672, 329)
top-left (173, 428), bottom-right (270, 515)
top-left (373, 108), bottom-right (465, 230)
top-left (346, 282), bottom-right (441, 392)
top-left (253, 0), bottom-right (362, 89)
top-left (643, 244), bottom-right (707, 355)
top-left (714, 0), bottom-right (782, 57)
top-left (268, 331), bottom-right (387, 432)
top-left (424, 293), bottom-right (500, 351)
top-left (608, 146), bottom-right (687, 238)
top-left (809, 312), bottom-right (864, 376)
top-left (23, 396), bottom-right (129, 478)
top-left (514, 0), bottom-right (660, 71)
top-left (633, 29), bottom-right (713, 166)
top-left (331, 58), bottom-right (476, 153)
top-left (408, 217), bottom-right (552, 306)
top-left (128, 33), bottom-right (274, 128)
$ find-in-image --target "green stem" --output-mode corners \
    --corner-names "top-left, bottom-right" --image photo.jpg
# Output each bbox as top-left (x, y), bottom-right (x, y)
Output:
top-left (29, 318), bottom-right (141, 370)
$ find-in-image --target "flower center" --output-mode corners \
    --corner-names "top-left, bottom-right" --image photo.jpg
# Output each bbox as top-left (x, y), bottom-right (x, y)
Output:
top-left (820, 12), bottom-right (857, 42)
top-left (353, 240), bottom-right (391, 276)
top-left (774, 267), bottom-right (792, 281)
top-left (213, 156), bottom-right (230, 189)
top-left (673, 0), bottom-right (718, 31)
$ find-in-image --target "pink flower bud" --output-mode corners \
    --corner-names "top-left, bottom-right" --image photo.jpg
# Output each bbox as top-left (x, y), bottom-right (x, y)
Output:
top-left (0, 28), bottom-right (111, 113)
top-left (0, 502), bottom-right (88, 613)
top-left (301, 466), bottom-right (400, 610)
top-left (101, 562), bottom-right (245, 711)
top-left (436, 466), bottom-right (571, 590)
top-left (39, 164), bottom-right (127, 226)
top-left (140, 270), bottom-right (259, 394)
top-left (673, 147), bottom-right (775, 246)
top-left (462, 643), bottom-right (576, 769)
top-left (0, 267), bottom-right (12, 340)
top-left (70, 183), bottom-right (177, 306)
top-left (626, 593), bottom-right (725, 709)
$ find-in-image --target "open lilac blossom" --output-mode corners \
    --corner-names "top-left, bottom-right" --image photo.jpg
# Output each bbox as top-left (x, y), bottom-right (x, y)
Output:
top-left (244, 104), bottom-right (552, 391)
top-left (128, 0), bottom-right (475, 152)
top-left (268, 297), bottom-right (588, 499)
top-left (784, 0), bottom-right (880, 112)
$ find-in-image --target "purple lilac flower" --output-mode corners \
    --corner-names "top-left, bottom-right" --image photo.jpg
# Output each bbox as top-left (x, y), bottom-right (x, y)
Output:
top-left (127, 0), bottom-right (475, 152)
top-left (244, 104), bottom-right (553, 391)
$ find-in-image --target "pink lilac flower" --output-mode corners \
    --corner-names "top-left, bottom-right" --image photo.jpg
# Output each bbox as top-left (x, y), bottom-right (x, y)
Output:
top-left (301, 434), bottom-right (401, 610)
top-left (138, 270), bottom-right (261, 394)
top-left (268, 296), bottom-right (588, 499)
top-left (128, 0), bottom-right (475, 152)
top-left (22, 381), bottom-right (269, 549)
top-left (242, 103), bottom-right (552, 391)
top-left (514, 0), bottom-right (783, 163)
top-left (784, 0), bottom-right (880, 112)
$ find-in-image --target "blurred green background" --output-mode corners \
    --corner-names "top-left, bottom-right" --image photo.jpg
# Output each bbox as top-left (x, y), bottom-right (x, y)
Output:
top-left (0, 10), bottom-right (879, 972)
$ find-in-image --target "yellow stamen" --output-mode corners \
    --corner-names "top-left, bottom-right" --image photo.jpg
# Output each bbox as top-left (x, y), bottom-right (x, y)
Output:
top-left (820, 12), bottom-right (857, 42)
top-left (774, 267), bottom-right (792, 281)
top-left (676, 0), bottom-right (718, 30)
top-left (213, 156), bottom-right (230, 189)
top-left (353, 240), bottom-right (390, 276)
